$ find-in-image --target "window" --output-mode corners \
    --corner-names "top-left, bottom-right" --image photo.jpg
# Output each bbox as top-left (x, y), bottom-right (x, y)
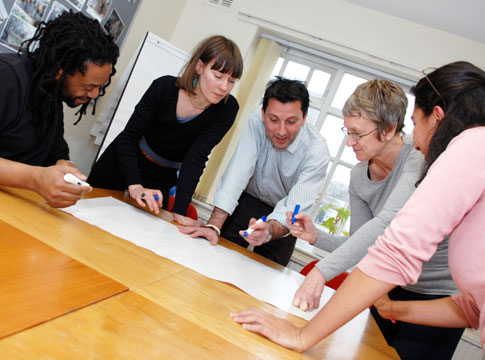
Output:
top-left (271, 48), bottom-right (415, 235)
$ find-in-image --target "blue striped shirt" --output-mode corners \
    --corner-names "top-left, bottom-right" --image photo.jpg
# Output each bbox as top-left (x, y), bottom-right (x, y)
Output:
top-left (214, 107), bottom-right (329, 227)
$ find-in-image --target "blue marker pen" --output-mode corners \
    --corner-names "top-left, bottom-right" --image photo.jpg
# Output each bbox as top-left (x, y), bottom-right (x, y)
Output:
top-left (243, 216), bottom-right (267, 237)
top-left (291, 204), bottom-right (301, 224)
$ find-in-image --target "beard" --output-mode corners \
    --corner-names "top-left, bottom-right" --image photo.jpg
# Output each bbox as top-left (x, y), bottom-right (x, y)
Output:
top-left (59, 78), bottom-right (91, 108)
top-left (60, 93), bottom-right (91, 108)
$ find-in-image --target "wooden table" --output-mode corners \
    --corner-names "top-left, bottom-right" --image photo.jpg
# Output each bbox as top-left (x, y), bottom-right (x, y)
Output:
top-left (0, 187), bottom-right (399, 359)
top-left (0, 219), bottom-right (127, 339)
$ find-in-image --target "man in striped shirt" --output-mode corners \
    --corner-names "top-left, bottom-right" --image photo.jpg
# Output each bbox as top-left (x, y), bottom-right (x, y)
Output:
top-left (178, 77), bottom-right (329, 266)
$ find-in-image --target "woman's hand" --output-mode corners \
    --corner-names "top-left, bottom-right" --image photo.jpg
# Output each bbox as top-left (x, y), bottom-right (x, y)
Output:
top-left (285, 211), bottom-right (318, 244)
top-left (173, 213), bottom-right (204, 227)
top-left (128, 184), bottom-right (163, 214)
top-left (373, 294), bottom-right (393, 319)
top-left (293, 267), bottom-right (326, 311)
top-left (231, 307), bottom-right (303, 352)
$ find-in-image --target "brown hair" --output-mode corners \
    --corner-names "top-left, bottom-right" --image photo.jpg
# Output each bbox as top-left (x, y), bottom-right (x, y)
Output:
top-left (176, 35), bottom-right (243, 95)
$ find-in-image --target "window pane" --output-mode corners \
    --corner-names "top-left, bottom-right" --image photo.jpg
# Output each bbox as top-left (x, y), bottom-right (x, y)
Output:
top-left (402, 93), bottom-right (415, 135)
top-left (306, 107), bottom-right (320, 126)
top-left (314, 204), bottom-right (338, 227)
top-left (323, 165), bottom-right (351, 208)
top-left (314, 158), bottom-right (333, 225)
top-left (308, 69), bottom-right (331, 98)
top-left (314, 203), bottom-right (350, 235)
top-left (282, 61), bottom-right (310, 82)
top-left (271, 57), bottom-right (284, 79)
top-left (314, 164), bottom-right (351, 231)
top-left (342, 214), bottom-right (350, 235)
top-left (319, 115), bottom-right (344, 157)
top-left (340, 144), bottom-right (359, 165)
top-left (331, 73), bottom-right (367, 110)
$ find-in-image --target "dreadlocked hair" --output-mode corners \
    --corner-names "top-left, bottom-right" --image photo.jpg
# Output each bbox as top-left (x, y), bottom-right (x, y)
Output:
top-left (20, 10), bottom-right (119, 136)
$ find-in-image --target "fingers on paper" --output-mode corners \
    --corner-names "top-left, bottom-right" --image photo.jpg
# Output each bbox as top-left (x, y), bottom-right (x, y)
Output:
top-left (178, 226), bottom-right (219, 245)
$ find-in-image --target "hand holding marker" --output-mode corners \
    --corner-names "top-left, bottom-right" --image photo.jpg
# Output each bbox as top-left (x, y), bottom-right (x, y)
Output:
top-left (243, 216), bottom-right (267, 237)
top-left (64, 173), bottom-right (90, 187)
top-left (139, 192), bottom-right (159, 201)
top-left (291, 204), bottom-right (301, 224)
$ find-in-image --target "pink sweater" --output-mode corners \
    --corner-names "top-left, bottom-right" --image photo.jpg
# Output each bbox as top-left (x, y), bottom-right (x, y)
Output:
top-left (359, 127), bottom-right (485, 350)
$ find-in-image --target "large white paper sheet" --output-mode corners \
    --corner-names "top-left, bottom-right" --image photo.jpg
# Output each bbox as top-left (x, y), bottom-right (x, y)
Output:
top-left (63, 197), bottom-right (367, 322)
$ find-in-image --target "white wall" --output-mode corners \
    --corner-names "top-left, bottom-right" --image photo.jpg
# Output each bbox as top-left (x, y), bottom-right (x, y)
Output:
top-left (169, 0), bottom-right (258, 63)
top-left (170, 0), bottom-right (485, 79)
top-left (239, 0), bottom-right (485, 73)
top-left (64, 0), bottom-right (485, 174)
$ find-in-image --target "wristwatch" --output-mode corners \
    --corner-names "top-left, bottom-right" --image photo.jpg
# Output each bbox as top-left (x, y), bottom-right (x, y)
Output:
top-left (264, 227), bottom-right (272, 243)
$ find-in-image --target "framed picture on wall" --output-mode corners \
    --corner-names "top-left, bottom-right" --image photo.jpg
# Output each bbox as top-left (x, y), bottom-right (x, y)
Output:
top-left (0, 0), bottom-right (142, 53)
top-left (45, 1), bottom-right (69, 23)
top-left (0, 1), bottom-right (8, 23)
top-left (0, 13), bottom-right (35, 51)
top-left (11, 0), bottom-right (49, 27)
top-left (66, 0), bottom-right (87, 11)
top-left (104, 8), bottom-right (124, 42)
top-left (86, 0), bottom-right (112, 22)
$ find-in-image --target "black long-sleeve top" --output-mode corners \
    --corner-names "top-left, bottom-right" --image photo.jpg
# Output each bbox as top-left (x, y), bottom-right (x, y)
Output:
top-left (0, 54), bottom-right (69, 166)
top-left (117, 75), bottom-right (239, 214)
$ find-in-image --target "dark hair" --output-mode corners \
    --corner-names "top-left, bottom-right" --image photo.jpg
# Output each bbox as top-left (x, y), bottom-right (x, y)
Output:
top-left (177, 35), bottom-right (243, 95)
top-left (21, 10), bottom-right (119, 133)
top-left (412, 61), bottom-right (485, 182)
top-left (262, 77), bottom-right (310, 116)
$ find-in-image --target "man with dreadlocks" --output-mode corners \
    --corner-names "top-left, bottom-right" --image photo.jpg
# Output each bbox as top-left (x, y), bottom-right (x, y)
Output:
top-left (0, 11), bottom-right (119, 208)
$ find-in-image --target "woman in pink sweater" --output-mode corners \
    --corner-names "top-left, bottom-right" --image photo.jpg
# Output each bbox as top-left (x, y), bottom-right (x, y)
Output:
top-left (231, 61), bottom-right (485, 352)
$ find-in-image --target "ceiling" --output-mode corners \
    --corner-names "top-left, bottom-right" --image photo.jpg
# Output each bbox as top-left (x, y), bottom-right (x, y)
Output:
top-left (344, 0), bottom-right (485, 44)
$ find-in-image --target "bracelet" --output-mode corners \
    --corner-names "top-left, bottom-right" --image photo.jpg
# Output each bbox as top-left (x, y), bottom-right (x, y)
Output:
top-left (205, 224), bottom-right (221, 237)
top-left (390, 300), bottom-right (396, 324)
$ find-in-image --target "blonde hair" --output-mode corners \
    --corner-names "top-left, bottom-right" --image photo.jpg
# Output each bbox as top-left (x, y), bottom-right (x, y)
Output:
top-left (343, 79), bottom-right (407, 137)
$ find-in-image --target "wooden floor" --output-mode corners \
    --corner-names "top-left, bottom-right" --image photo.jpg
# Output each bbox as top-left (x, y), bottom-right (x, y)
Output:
top-left (0, 187), bottom-right (399, 359)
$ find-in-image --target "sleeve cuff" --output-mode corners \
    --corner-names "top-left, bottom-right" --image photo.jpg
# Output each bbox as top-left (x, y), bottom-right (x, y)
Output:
top-left (266, 210), bottom-right (287, 230)
top-left (357, 254), bottom-right (408, 287)
top-left (213, 190), bottom-right (239, 215)
top-left (452, 293), bottom-right (480, 329)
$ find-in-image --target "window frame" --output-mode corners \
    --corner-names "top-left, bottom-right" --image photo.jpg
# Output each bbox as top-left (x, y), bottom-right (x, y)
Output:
top-left (272, 46), bottom-right (415, 235)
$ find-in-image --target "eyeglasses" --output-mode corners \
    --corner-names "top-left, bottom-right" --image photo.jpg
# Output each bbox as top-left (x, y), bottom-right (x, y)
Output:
top-left (422, 67), bottom-right (447, 110)
top-left (341, 127), bottom-right (378, 140)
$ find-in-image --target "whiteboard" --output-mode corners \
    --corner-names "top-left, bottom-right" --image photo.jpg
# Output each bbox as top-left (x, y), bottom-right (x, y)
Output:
top-left (96, 32), bottom-right (189, 160)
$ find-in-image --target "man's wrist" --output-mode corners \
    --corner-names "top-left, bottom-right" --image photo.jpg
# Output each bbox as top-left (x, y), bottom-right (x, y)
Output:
top-left (29, 165), bottom-right (43, 192)
top-left (264, 225), bottom-right (272, 243)
top-left (205, 223), bottom-right (221, 237)
top-left (266, 219), bottom-right (289, 240)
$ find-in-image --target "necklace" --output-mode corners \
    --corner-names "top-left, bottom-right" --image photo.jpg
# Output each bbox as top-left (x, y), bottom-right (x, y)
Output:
top-left (189, 95), bottom-right (210, 111)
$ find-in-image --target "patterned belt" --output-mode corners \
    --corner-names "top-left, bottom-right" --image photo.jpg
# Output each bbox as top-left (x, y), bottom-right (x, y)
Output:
top-left (139, 145), bottom-right (181, 169)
